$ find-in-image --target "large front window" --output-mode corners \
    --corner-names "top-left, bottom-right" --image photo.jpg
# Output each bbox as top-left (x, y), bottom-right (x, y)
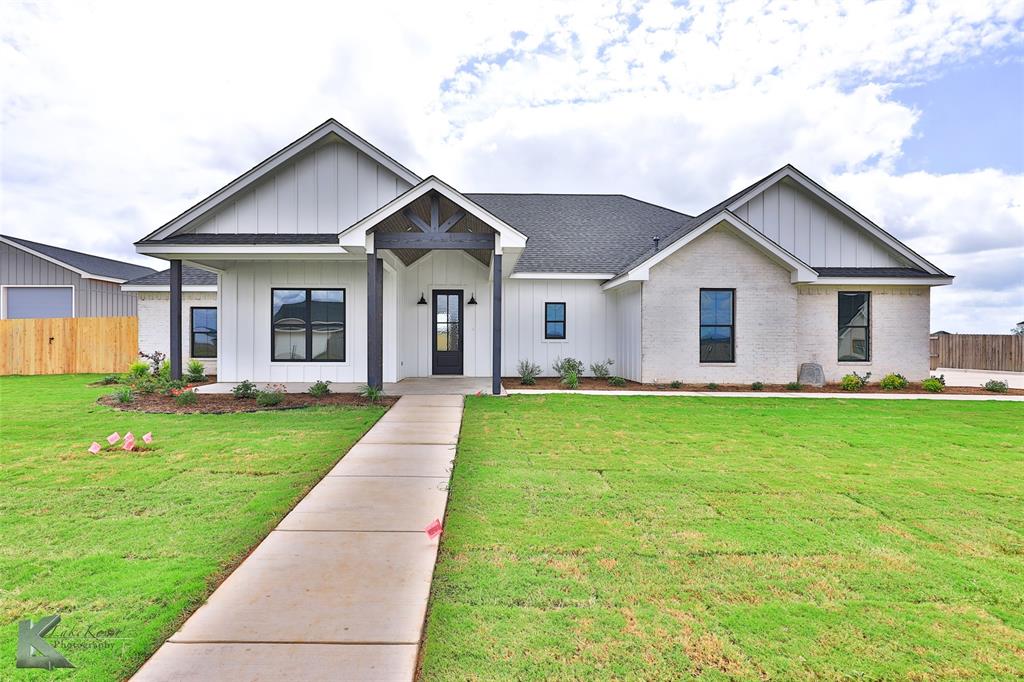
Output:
top-left (272, 289), bottom-right (345, 362)
top-left (838, 292), bottom-right (870, 362)
top-left (699, 289), bottom-right (734, 363)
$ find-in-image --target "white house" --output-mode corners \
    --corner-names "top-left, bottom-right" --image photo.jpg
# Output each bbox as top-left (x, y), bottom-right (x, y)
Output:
top-left (134, 119), bottom-right (952, 393)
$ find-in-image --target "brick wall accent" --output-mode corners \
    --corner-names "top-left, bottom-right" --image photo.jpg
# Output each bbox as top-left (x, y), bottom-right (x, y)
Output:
top-left (138, 292), bottom-right (219, 374)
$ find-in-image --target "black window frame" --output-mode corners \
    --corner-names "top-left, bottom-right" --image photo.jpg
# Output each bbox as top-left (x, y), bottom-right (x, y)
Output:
top-left (838, 291), bottom-right (871, 362)
top-left (271, 288), bottom-right (346, 363)
top-left (699, 288), bottom-right (735, 363)
top-left (544, 302), bottom-right (566, 340)
top-left (189, 306), bottom-right (217, 359)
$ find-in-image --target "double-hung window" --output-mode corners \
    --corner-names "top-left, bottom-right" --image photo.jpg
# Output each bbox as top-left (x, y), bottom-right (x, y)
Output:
top-left (838, 292), bottom-right (870, 362)
top-left (545, 302), bottom-right (566, 339)
top-left (190, 307), bottom-right (217, 358)
top-left (699, 289), bottom-right (735, 362)
top-left (272, 289), bottom-right (345, 362)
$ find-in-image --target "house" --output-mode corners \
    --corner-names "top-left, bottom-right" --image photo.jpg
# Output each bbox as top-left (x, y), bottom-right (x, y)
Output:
top-left (1, 234), bottom-right (154, 319)
top-left (121, 266), bottom-right (219, 374)
top-left (134, 119), bottom-right (953, 393)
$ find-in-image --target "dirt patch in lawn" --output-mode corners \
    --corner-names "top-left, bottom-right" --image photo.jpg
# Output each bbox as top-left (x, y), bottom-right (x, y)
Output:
top-left (98, 391), bottom-right (397, 413)
top-left (507, 376), bottom-right (1023, 395)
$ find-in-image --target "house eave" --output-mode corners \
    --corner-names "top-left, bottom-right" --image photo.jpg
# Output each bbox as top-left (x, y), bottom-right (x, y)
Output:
top-left (809, 276), bottom-right (954, 287)
top-left (120, 285), bottom-right (218, 293)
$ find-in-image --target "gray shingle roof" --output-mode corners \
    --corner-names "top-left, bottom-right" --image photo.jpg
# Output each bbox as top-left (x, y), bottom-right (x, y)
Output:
top-left (123, 266), bottom-right (218, 287)
top-left (465, 194), bottom-right (690, 274)
top-left (151, 233), bottom-right (339, 245)
top-left (2, 234), bottom-right (156, 281)
top-left (813, 267), bottom-right (934, 278)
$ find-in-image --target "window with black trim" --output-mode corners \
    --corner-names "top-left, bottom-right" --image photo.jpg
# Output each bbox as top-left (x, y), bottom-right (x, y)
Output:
top-left (545, 302), bottom-right (566, 339)
top-left (838, 292), bottom-right (870, 362)
top-left (699, 289), bottom-right (734, 362)
top-left (272, 289), bottom-right (345, 362)
top-left (190, 307), bottom-right (217, 358)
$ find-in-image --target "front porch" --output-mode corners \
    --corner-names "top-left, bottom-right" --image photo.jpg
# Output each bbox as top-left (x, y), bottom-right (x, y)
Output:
top-left (194, 376), bottom-right (500, 396)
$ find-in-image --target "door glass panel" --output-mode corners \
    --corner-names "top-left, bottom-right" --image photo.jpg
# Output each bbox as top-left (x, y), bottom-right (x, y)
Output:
top-left (447, 296), bottom-right (459, 322)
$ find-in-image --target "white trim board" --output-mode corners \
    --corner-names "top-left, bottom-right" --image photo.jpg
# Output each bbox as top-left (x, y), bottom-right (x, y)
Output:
top-left (510, 272), bottom-right (614, 280)
top-left (1, 284), bottom-right (76, 319)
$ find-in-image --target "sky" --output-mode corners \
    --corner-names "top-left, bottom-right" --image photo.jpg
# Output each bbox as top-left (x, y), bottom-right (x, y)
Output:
top-left (1, 0), bottom-right (1022, 333)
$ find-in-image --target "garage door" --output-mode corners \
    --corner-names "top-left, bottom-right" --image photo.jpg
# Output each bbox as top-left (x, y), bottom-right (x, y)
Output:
top-left (5, 286), bottom-right (74, 319)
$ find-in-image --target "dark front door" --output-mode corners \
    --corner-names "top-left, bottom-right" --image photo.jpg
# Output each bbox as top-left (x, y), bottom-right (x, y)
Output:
top-left (432, 290), bottom-right (463, 375)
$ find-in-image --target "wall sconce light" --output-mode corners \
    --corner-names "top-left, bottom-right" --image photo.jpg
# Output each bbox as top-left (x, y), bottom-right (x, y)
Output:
top-left (468, 293), bottom-right (478, 305)
top-left (417, 293), bottom-right (427, 305)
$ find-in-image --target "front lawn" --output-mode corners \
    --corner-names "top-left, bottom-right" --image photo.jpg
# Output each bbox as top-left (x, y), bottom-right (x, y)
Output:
top-left (422, 395), bottom-right (1024, 679)
top-left (0, 374), bottom-right (385, 680)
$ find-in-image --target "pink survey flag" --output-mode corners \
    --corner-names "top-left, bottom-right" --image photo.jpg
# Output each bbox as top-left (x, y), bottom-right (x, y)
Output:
top-left (425, 518), bottom-right (443, 539)
top-left (122, 438), bottom-right (135, 451)
top-left (124, 431), bottom-right (134, 442)
top-left (106, 432), bottom-right (120, 445)
top-left (88, 442), bottom-right (102, 454)
top-left (142, 432), bottom-right (153, 444)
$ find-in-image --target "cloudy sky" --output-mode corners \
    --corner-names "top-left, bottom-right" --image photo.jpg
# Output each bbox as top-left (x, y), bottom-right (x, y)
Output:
top-left (2, 0), bottom-right (1022, 332)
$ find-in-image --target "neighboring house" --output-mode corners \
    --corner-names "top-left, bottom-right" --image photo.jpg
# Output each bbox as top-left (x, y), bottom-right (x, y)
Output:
top-left (135, 119), bottom-right (953, 393)
top-left (121, 266), bottom-right (219, 374)
top-left (1, 234), bottom-right (154, 319)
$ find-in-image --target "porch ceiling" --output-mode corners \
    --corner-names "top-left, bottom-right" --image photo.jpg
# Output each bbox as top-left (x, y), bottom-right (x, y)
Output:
top-left (369, 190), bottom-right (496, 266)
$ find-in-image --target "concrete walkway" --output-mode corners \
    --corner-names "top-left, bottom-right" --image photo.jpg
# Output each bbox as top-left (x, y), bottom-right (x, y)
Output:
top-left (132, 394), bottom-right (462, 682)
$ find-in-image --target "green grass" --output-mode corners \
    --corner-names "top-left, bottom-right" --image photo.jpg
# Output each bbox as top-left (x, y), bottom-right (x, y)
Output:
top-left (422, 395), bottom-right (1024, 680)
top-left (0, 374), bottom-right (385, 680)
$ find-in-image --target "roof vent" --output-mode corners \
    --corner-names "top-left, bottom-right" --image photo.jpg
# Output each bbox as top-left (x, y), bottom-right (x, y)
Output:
top-left (653, 236), bottom-right (660, 251)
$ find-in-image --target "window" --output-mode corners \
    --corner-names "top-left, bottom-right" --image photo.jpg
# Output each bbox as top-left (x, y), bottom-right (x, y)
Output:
top-left (838, 292), bottom-right (870, 362)
top-left (3, 286), bottom-right (74, 319)
top-left (699, 289), bottom-right (734, 362)
top-left (190, 307), bottom-right (217, 358)
top-left (545, 302), bottom-right (566, 339)
top-left (272, 289), bottom-right (345, 362)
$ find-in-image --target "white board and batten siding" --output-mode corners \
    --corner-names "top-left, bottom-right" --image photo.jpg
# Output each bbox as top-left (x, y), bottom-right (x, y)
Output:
top-left (733, 179), bottom-right (909, 268)
top-left (185, 140), bottom-right (413, 235)
top-left (609, 282), bottom-right (642, 382)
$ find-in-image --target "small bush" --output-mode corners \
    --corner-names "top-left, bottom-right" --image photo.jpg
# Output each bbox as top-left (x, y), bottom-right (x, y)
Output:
top-left (127, 361), bottom-right (150, 380)
top-left (359, 384), bottom-right (384, 403)
top-left (706, 383), bottom-right (719, 391)
top-left (785, 382), bottom-right (802, 391)
top-left (158, 360), bottom-right (171, 380)
top-left (880, 373), bottom-right (908, 390)
top-left (309, 380), bottom-right (332, 398)
top-left (932, 374), bottom-right (946, 386)
top-left (256, 388), bottom-right (285, 407)
top-left (589, 358), bottom-right (614, 379)
top-left (114, 386), bottom-right (134, 404)
top-left (840, 371), bottom-right (871, 392)
top-left (552, 357), bottom-right (585, 380)
top-left (232, 380), bottom-right (258, 399)
top-left (984, 379), bottom-right (1009, 393)
top-left (561, 368), bottom-right (580, 390)
top-left (139, 350), bottom-right (166, 375)
top-left (751, 381), bottom-right (764, 391)
top-left (162, 379), bottom-right (188, 396)
top-left (99, 374), bottom-right (120, 385)
top-left (669, 380), bottom-right (682, 389)
top-left (608, 376), bottom-right (626, 387)
top-left (175, 390), bottom-right (198, 406)
top-left (185, 359), bottom-right (206, 382)
top-left (921, 377), bottom-right (944, 393)
top-left (517, 360), bottom-right (541, 385)
top-left (131, 376), bottom-right (161, 394)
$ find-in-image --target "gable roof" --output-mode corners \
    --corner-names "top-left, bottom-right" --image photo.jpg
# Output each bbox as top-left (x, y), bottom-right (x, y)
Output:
top-left (140, 119), bottom-right (422, 242)
top-left (122, 265), bottom-right (218, 288)
top-left (1, 234), bottom-right (156, 282)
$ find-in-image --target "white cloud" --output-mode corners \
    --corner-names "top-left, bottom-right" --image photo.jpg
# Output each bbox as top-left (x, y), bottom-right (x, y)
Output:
top-left (1, 0), bottom-right (1022, 332)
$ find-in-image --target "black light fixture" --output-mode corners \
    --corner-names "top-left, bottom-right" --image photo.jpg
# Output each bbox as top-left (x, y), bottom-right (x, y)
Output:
top-left (468, 292), bottom-right (477, 305)
top-left (417, 293), bottom-right (427, 305)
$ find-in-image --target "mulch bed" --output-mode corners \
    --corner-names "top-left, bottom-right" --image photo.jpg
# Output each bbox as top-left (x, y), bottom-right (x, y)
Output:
top-left (98, 391), bottom-right (398, 414)
top-left (507, 376), bottom-right (1023, 396)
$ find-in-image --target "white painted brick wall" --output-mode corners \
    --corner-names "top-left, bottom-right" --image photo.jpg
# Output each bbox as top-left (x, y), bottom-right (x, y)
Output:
top-left (796, 285), bottom-right (931, 381)
top-left (138, 292), bottom-right (219, 374)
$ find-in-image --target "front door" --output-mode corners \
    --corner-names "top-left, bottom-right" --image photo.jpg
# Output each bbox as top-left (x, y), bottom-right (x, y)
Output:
top-left (432, 290), bottom-right (464, 375)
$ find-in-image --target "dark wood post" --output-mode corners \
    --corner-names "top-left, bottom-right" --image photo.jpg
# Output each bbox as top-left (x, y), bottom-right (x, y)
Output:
top-left (366, 253), bottom-right (384, 390)
top-left (492, 253), bottom-right (502, 395)
top-left (169, 259), bottom-right (182, 380)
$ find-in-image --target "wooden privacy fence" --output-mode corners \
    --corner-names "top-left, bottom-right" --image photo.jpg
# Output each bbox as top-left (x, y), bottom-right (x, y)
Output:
top-left (0, 316), bottom-right (138, 375)
top-left (930, 334), bottom-right (1024, 372)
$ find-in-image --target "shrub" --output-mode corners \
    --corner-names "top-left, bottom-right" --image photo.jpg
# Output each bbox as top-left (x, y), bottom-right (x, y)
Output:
top-left (99, 374), bottom-right (120, 385)
top-left (921, 377), bottom-right (944, 393)
top-left (932, 374), bottom-right (946, 386)
top-left (589, 358), bottom-right (614, 379)
top-left (309, 380), bottom-right (332, 398)
top-left (256, 386), bottom-right (285, 406)
top-left (840, 371), bottom-right (871, 391)
top-left (751, 381), bottom-right (764, 391)
top-left (785, 382), bottom-right (802, 391)
top-left (127, 361), bottom-right (150, 380)
top-left (880, 373), bottom-right (909, 390)
top-left (232, 380), bottom-right (258, 399)
top-left (608, 376), bottom-right (626, 387)
top-left (175, 390), bottom-right (198, 406)
top-left (114, 386), bottom-right (134, 404)
top-left (706, 383), bottom-right (719, 391)
top-left (139, 350), bottom-right (166, 375)
top-left (561, 368), bottom-right (580, 390)
top-left (669, 380), bottom-right (682, 389)
top-left (984, 379), bottom-right (1009, 393)
top-left (359, 384), bottom-right (384, 403)
top-left (162, 379), bottom-right (188, 396)
top-left (517, 360), bottom-right (542, 385)
top-left (185, 359), bottom-right (206, 382)
top-left (158, 360), bottom-right (171, 380)
top-left (131, 376), bottom-right (162, 394)
top-left (552, 357), bottom-right (585, 380)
